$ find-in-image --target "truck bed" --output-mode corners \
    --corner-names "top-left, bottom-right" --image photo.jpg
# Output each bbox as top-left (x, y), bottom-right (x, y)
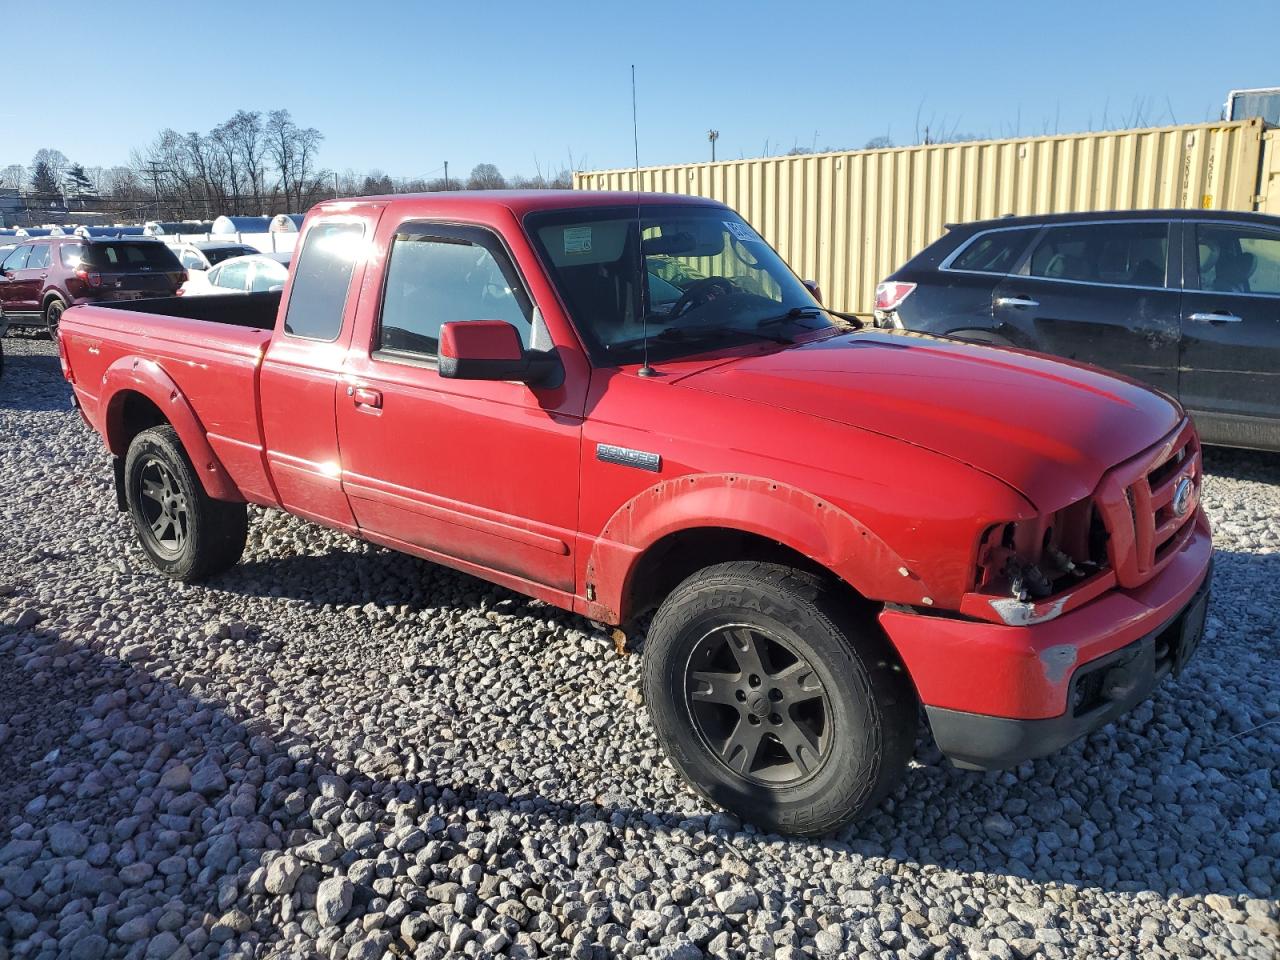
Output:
top-left (94, 291), bottom-right (281, 330)
top-left (61, 294), bottom-right (280, 508)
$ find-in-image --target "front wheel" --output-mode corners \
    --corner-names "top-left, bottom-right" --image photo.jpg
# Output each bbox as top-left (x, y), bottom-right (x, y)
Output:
top-left (644, 561), bottom-right (916, 836)
top-left (124, 425), bottom-right (248, 581)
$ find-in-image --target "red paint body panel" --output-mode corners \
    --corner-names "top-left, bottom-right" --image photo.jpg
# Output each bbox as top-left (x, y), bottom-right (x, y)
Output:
top-left (881, 511), bottom-right (1211, 719)
top-left (60, 307), bottom-right (272, 503)
top-left (58, 190), bottom-right (1214, 731)
top-left (439, 319), bottom-right (524, 361)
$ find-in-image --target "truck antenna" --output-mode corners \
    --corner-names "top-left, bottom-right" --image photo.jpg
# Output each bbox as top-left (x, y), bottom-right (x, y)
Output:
top-left (633, 64), bottom-right (655, 378)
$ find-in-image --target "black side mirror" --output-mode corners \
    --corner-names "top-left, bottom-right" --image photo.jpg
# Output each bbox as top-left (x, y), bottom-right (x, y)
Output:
top-left (438, 320), bottom-right (562, 388)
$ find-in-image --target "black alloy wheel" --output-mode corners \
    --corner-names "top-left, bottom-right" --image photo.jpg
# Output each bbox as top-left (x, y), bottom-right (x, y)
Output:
top-left (685, 623), bottom-right (833, 785)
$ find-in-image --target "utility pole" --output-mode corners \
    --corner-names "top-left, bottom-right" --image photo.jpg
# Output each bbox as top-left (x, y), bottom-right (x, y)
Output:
top-left (142, 161), bottom-right (171, 219)
top-left (708, 130), bottom-right (719, 162)
top-left (443, 161), bottom-right (449, 191)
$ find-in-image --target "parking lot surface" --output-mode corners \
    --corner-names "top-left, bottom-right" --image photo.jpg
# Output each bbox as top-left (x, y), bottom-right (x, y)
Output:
top-left (1, 335), bottom-right (1277, 960)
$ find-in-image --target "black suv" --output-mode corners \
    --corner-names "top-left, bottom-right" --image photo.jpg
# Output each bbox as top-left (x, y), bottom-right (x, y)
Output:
top-left (875, 210), bottom-right (1280, 452)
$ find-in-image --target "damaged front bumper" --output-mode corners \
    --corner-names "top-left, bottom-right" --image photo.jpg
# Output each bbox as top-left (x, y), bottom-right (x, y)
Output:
top-left (879, 513), bottom-right (1212, 770)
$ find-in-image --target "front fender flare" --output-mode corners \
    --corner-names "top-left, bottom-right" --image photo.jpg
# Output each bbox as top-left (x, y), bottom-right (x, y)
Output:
top-left (101, 356), bottom-right (242, 502)
top-left (585, 473), bottom-right (937, 622)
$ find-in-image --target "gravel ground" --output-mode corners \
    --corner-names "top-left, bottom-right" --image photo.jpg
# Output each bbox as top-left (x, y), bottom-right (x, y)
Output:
top-left (0, 333), bottom-right (1277, 960)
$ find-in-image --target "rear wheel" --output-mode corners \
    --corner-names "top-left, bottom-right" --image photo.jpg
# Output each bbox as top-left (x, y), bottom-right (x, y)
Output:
top-left (644, 561), bottom-right (916, 836)
top-left (124, 425), bottom-right (248, 581)
top-left (44, 298), bottom-right (66, 340)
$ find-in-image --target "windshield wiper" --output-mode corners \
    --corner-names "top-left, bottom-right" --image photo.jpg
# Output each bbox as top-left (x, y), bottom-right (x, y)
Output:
top-left (759, 305), bottom-right (864, 330)
top-left (756, 306), bottom-right (828, 328)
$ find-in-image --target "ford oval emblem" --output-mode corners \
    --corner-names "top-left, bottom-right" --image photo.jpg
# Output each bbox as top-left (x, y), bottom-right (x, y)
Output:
top-left (1172, 477), bottom-right (1194, 517)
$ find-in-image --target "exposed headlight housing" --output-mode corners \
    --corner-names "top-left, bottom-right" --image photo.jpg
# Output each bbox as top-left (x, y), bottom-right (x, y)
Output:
top-left (967, 499), bottom-right (1110, 626)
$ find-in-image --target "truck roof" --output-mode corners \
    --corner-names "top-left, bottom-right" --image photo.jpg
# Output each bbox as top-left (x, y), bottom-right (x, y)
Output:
top-left (312, 189), bottom-right (720, 218)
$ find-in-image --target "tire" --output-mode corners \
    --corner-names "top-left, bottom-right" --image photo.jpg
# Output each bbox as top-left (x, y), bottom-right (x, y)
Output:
top-left (643, 561), bottom-right (916, 836)
top-left (124, 425), bottom-right (248, 582)
top-left (44, 298), bottom-right (66, 340)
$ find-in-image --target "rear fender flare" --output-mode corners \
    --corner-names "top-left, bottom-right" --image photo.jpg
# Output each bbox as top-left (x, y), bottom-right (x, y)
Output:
top-left (586, 473), bottom-right (935, 622)
top-left (101, 356), bottom-right (242, 502)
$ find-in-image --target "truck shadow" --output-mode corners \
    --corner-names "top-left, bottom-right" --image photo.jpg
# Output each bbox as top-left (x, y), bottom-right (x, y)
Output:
top-left (206, 539), bottom-right (1278, 905)
top-left (1201, 444), bottom-right (1280, 484)
top-left (0, 537), bottom-right (1273, 956)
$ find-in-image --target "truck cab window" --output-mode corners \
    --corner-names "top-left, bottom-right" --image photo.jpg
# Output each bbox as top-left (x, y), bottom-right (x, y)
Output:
top-left (283, 221), bottom-right (365, 340)
top-left (377, 230), bottom-right (531, 358)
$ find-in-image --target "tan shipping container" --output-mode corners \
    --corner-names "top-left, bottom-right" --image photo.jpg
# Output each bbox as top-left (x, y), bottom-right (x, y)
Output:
top-left (574, 119), bottom-right (1270, 315)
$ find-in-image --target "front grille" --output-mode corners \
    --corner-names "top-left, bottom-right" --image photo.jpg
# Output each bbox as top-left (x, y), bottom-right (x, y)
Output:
top-left (1095, 421), bottom-right (1201, 589)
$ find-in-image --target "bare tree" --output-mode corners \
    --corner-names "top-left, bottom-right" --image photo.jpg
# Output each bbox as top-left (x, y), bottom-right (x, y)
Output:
top-left (466, 163), bottom-right (505, 190)
top-left (224, 111), bottom-right (268, 209)
top-left (208, 122), bottom-right (244, 214)
top-left (265, 109), bottom-right (326, 211)
top-left (31, 148), bottom-right (69, 185)
top-left (0, 164), bottom-right (24, 190)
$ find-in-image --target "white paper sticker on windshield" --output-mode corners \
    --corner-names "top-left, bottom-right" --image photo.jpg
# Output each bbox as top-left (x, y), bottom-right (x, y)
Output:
top-left (725, 220), bottom-right (759, 243)
top-left (564, 226), bottom-right (593, 254)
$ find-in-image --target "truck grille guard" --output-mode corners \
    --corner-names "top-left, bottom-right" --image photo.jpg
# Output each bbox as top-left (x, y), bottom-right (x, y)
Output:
top-left (1094, 418), bottom-right (1201, 590)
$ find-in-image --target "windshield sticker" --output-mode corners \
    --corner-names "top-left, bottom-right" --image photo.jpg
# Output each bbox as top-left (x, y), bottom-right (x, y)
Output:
top-left (564, 226), bottom-right (593, 255)
top-left (725, 220), bottom-right (759, 243)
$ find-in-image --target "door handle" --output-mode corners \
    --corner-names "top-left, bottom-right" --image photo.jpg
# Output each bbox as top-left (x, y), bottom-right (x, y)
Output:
top-left (1186, 312), bottom-right (1243, 324)
top-left (348, 386), bottom-right (383, 408)
top-left (995, 296), bottom-right (1039, 309)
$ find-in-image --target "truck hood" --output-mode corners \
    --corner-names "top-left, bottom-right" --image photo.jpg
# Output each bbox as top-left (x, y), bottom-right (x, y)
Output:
top-left (676, 331), bottom-right (1182, 510)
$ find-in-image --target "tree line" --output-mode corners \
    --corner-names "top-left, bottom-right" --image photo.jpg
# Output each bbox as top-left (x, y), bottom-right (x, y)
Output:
top-left (1, 110), bottom-right (577, 224)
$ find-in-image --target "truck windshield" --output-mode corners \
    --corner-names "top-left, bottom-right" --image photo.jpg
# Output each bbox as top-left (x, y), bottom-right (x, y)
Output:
top-left (526, 204), bottom-right (837, 365)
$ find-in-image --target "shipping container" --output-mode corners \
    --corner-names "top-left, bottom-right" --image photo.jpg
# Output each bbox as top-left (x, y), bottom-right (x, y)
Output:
top-left (575, 119), bottom-right (1273, 314)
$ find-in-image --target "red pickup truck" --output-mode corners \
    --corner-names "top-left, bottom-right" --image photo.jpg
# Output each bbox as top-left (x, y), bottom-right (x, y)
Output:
top-left (58, 191), bottom-right (1213, 835)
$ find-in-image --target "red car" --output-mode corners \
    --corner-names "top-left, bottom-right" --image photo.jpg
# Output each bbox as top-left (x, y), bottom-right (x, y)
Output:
top-left (58, 191), bottom-right (1213, 835)
top-left (0, 236), bottom-right (185, 338)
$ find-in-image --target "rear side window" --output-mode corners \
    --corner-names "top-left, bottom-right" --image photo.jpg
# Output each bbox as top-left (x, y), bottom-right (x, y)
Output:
top-left (948, 228), bottom-right (1038, 274)
top-left (283, 221), bottom-right (365, 340)
top-left (60, 243), bottom-right (83, 268)
top-left (1028, 222), bottom-right (1168, 287)
top-left (27, 245), bottom-right (51, 269)
top-left (83, 242), bottom-right (182, 270)
top-left (377, 225), bottom-right (531, 358)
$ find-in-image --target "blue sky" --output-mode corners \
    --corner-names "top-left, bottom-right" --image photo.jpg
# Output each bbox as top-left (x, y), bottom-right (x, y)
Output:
top-left (2, 0), bottom-right (1277, 180)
